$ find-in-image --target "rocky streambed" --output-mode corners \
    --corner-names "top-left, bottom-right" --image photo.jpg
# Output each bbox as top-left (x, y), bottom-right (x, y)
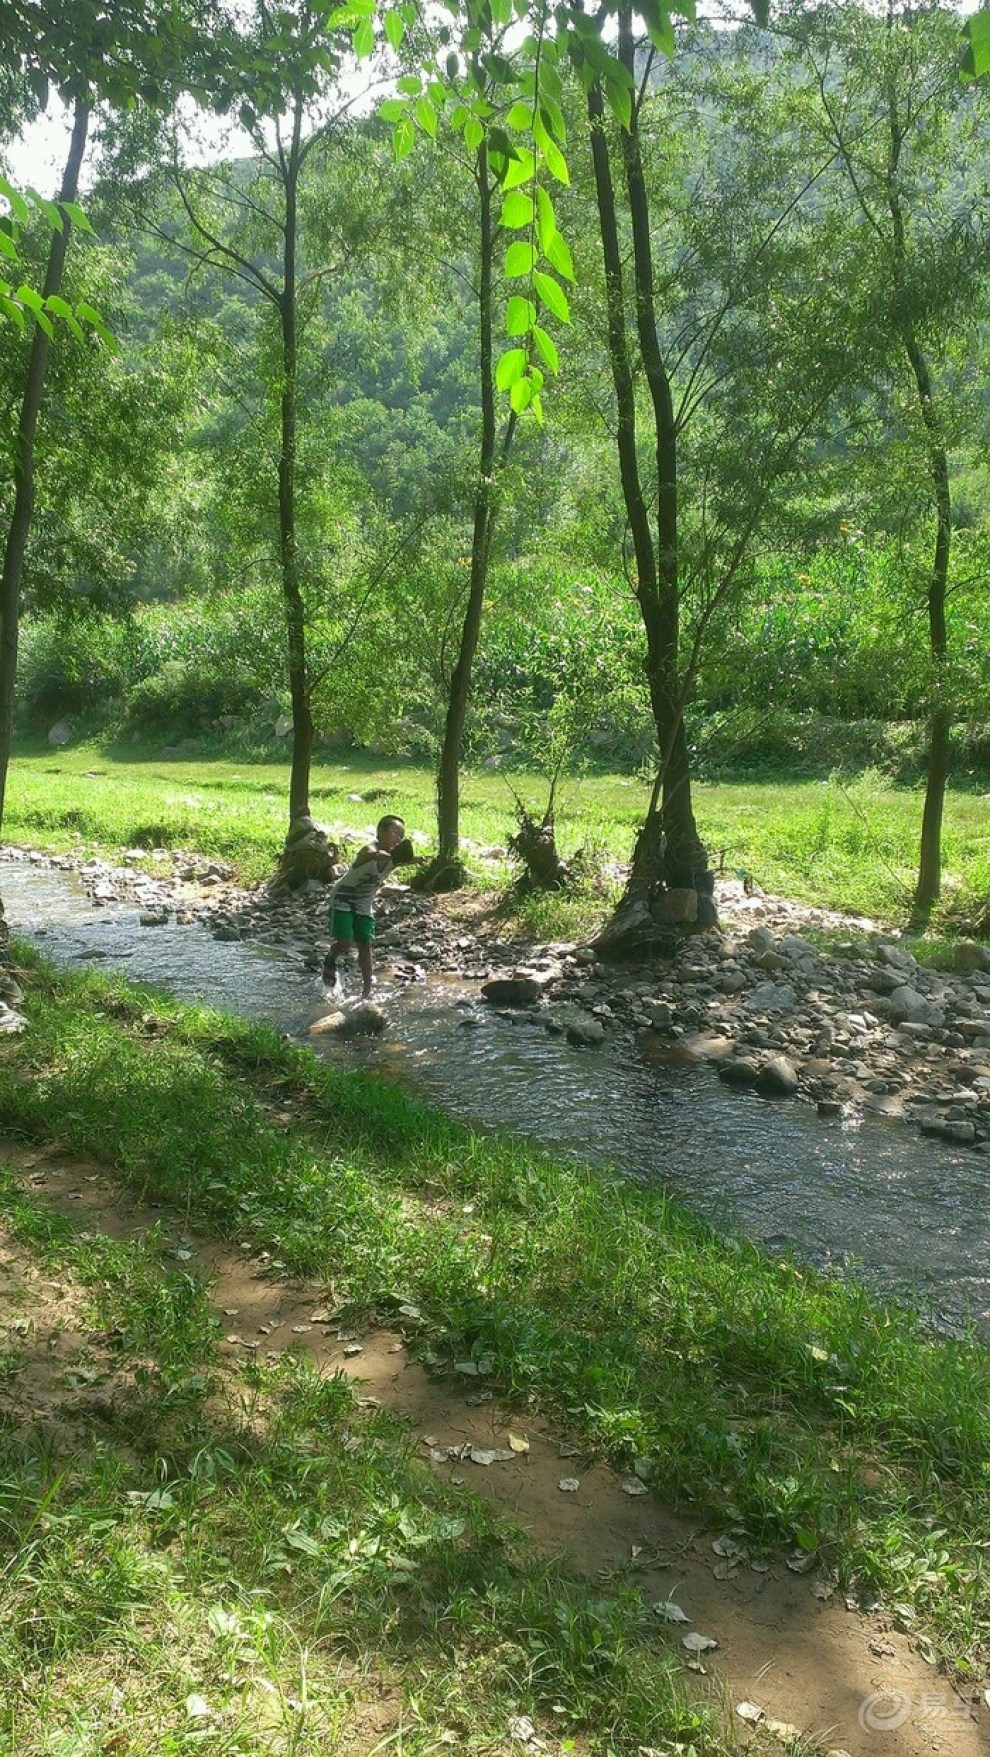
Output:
top-left (6, 839), bottom-right (990, 1153)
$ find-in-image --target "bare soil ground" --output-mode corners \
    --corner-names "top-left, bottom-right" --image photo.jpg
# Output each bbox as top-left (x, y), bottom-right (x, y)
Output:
top-left (3, 1139), bottom-right (987, 1757)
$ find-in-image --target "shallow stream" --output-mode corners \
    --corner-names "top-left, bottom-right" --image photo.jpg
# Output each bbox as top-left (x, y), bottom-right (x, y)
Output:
top-left (6, 859), bottom-right (988, 1334)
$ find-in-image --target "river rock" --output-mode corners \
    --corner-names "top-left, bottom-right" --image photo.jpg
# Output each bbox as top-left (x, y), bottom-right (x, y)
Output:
top-left (920, 1118), bottom-right (976, 1145)
top-left (481, 974), bottom-right (546, 1007)
top-left (719, 1057), bottom-right (760, 1087)
top-left (311, 1003), bottom-right (387, 1038)
top-left (748, 982), bottom-right (798, 1012)
top-left (562, 1010), bottom-right (606, 1047)
top-left (888, 985), bottom-right (943, 1027)
top-left (755, 1054), bottom-right (800, 1097)
top-left (876, 941), bottom-right (918, 973)
top-left (955, 940), bottom-right (990, 976)
top-left (653, 887), bottom-right (698, 926)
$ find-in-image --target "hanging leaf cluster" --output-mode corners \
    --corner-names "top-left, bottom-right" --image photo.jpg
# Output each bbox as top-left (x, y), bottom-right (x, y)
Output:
top-left (334, 0), bottom-right (697, 411)
top-left (0, 176), bottom-right (115, 345)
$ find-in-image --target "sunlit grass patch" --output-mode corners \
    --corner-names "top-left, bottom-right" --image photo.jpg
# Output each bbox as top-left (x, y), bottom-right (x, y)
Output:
top-left (2, 953), bottom-right (990, 1684)
top-left (0, 1156), bottom-right (713, 1757)
top-left (8, 742), bottom-right (990, 927)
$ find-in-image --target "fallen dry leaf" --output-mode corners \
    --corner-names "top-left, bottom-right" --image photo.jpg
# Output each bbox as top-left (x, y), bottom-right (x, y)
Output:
top-left (735, 1701), bottom-right (764, 1725)
top-left (682, 1632), bottom-right (717, 1654)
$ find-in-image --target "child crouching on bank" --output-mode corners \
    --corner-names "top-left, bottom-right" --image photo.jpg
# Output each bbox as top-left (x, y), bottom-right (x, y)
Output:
top-left (323, 814), bottom-right (406, 998)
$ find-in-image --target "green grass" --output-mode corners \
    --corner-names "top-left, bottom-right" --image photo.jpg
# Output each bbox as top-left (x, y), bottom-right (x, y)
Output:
top-left (0, 1178), bottom-right (712, 1757)
top-left (2, 950), bottom-right (990, 1699)
top-left (8, 741), bottom-right (990, 928)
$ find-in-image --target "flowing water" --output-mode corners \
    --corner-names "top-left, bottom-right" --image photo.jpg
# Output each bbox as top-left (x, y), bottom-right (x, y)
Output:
top-left (6, 859), bottom-right (989, 1334)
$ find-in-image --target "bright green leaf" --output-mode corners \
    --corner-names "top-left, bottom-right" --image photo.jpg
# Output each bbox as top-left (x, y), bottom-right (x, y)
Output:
top-left (963, 10), bottom-right (990, 78)
top-left (500, 190), bottom-right (534, 229)
top-left (505, 239), bottom-right (537, 277)
top-left (530, 391), bottom-right (544, 424)
top-left (546, 230), bottom-right (574, 281)
top-left (393, 116), bottom-right (416, 161)
top-left (532, 324), bottom-right (559, 371)
top-left (495, 346), bottom-right (527, 391)
top-left (416, 96), bottom-right (437, 137)
top-left (353, 15), bottom-right (374, 57)
top-left (506, 294), bottom-right (536, 335)
top-left (378, 97), bottom-right (407, 122)
top-left (510, 374), bottom-right (533, 413)
top-left (502, 147), bottom-right (535, 190)
top-left (533, 117), bottom-right (569, 185)
top-left (506, 99), bottom-right (532, 129)
top-left (533, 270), bottom-right (570, 323)
top-left (397, 73), bottom-right (421, 94)
top-left (383, 9), bottom-right (405, 49)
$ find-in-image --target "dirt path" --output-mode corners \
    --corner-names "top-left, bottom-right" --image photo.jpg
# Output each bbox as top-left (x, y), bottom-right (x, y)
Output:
top-left (3, 1137), bottom-right (987, 1757)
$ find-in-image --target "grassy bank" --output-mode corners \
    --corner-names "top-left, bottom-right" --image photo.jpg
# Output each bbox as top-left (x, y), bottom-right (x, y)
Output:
top-left (0, 1169), bottom-right (710, 1757)
top-left (6, 740), bottom-right (990, 927)
top-left (2, 950), bottom-right (989, 1709)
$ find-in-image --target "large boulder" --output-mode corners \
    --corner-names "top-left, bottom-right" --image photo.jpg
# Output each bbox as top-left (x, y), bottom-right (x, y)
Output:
top-left (481, 972), bottom-right (551, 1007)
top-left (888, 985), bottom-right (944, 1027)
top-left (48, 719), bottom-right (73, 747)
top-left (955, 940), bottom-right (990, 976)
top-left (747, 981), bottom-right (798, 1013)
top-left (755, 1054), bottom-right (800, 1097)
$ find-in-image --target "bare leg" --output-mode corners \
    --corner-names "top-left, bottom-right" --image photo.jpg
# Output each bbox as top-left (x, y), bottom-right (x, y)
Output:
top-left (358, 942), bottom-right (373, 998)
top-left (323, 937), bottom-right (349, 986)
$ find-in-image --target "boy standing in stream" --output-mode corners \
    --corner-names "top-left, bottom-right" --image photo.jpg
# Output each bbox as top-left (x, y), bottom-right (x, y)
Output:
top-left (323, 814), bottom-right (407, 999)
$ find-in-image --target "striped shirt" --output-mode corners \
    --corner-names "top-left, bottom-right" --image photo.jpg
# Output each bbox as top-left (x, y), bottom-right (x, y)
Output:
top-left (332, 845), bottom-right (394, 916)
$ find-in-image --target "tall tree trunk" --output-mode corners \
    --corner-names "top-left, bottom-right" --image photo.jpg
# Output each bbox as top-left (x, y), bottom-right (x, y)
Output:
top-left (884, 90), bottom-right (951, 922)
top-left (901, 327), bottom-right (950, 921)
top-left (617, 9), bottom-right (705, 889)
top-left (588, 44), bottom-right (706, 907)
top-left (436, 137), bottom-right (498, 871)
top-left (278, 103), bottom-right (313, 832)
top-left (0, 96), bottom-right (90, 839)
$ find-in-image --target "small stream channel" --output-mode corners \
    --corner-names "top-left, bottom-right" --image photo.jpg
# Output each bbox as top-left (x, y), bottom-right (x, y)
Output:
top-left (6, 859), bottom-right (989, 1335)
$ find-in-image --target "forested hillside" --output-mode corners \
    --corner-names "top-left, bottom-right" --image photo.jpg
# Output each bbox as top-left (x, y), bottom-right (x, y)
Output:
top-left (2, 0), bottom-right (989, 915)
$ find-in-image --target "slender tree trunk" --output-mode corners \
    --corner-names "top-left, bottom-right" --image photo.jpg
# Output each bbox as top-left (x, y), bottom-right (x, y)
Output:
top-left (588, 51), bottom-right (706, 906)
top-left (436, 137), bottom-right (499, 870)
top-left (909, 340), bottom-right (951, 918)
top-left (278, 105), bottom-right (313, 831)
top-left (0, 96), bottom-right (90, 838)
top-left (884, 91), bottom-right (951, 921)
top-left (617, 9), bottom-right (705, 890)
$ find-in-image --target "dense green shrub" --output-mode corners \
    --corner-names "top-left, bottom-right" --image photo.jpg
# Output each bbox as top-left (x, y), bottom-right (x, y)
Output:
top-left (17, 615), bottom-right (141, 729)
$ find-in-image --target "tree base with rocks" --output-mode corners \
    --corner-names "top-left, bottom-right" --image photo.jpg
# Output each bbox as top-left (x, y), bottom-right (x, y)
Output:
top-left (271, 816), bottom-right (339, 894)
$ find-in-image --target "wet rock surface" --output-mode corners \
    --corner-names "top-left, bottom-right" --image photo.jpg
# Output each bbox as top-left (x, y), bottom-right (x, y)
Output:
top-left (6, 843), bottom-right (990, 1150)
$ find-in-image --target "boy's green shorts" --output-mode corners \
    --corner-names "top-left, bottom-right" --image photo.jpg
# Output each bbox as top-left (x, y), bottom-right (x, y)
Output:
top-left (332, 906), bottom-right (375, 944)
